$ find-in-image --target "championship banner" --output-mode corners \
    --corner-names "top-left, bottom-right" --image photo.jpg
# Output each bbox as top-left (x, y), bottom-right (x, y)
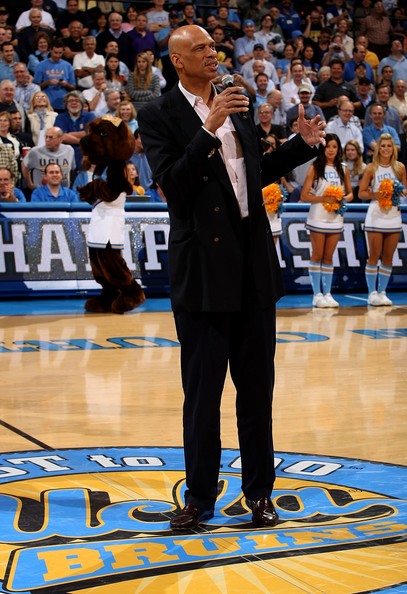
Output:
top-left (0, 203), bottom-right (406, 295)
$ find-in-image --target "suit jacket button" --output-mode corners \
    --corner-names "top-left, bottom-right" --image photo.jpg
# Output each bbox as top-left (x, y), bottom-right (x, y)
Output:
top-left (213, 236), bottom-right (220, 242)
top-left (214, 206), bottom-right (220, 212)
top-left (203, 176), bottom-right (208, 181)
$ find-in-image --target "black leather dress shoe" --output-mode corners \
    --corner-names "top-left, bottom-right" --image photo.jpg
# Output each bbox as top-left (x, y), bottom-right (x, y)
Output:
top-left (246, 497), bottom-right (279, 528)
top-left (170, 504), bottom-right (214, 531)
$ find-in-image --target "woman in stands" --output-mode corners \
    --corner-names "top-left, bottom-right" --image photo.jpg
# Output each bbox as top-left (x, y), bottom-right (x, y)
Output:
top-left (359, 133), bottom-right (407, 306)
top-left (300, 133), bottom-right (353, 308)
top-left (125, 51), bottom-right (161, 113)
top-left (27, 91), bottom-right (58, 146)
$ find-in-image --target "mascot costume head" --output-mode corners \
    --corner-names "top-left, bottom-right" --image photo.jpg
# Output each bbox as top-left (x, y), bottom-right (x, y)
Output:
top-left (79, 114), bottom-right (145, 314)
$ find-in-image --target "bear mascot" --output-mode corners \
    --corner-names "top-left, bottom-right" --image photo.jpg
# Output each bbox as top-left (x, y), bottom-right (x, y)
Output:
top-left (79, 114), bottom-right (146, 314)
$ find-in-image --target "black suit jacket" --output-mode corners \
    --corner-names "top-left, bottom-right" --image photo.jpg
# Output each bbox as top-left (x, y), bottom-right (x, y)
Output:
top-left (138, 84), bottom-right (316, 313)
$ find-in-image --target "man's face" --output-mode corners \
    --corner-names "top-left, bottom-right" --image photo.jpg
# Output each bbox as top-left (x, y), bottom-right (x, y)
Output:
top-left (320, 32), bottom-right (331, 45)
top-left (45, 130), bottom-right (62, 151)
top-left (10, 111), bottom-right (22, 131)
top-left (69, 22), bottom-right (83, 39)
top-left (50, 47), bottom-right (64, 62)
top-left (45, 165), bottom-right (62, 186)
top-left (330, 63), bottom-right (344, 80)
top-left (67, 0), bottom-right (79, 12)
top-left (31, 0), bottom-right (44, 8)
top-left (184, 5), bottom-right (195, 18)
top-left (291, 64), bottom-right (304, 81)
top-left (0, 83), bottom-right (15, 103)
top-left (258, 106), bottom-right (272, 121)
top-left (299, 90), bottom-right (311, 104)
top-left (371, 106), bottom-right (385, 126)
top-left (170, 26), bottom-right (218, 83)
top-left (391, 40), bottom-right (402, 53)
top-left (394, 81), bottom-right (406, 97)
top-left (377, 86), bottom-right (390, 103)
top-left (382, 66), bottom-right (393, 79)
top-left (106, 92), bottom-right (120, 111)
top-left (358, 81), bottom-right (370, 96)
top-left (0, 169), bottom-right (12, 194)
top-left (338, 102), bottom-right (354, 124)
top-left (13, 66), bottom-right (27, 85)
top-left (1, 45), bottom-right (14, 64)
top-left (211, 28), bottom-right (224, 43)
top-left (355, 46), bottom-right (366, 61)
top-left (83, 37), bottom-right (96, 53)
top-left (243, 23), bottom-right (255, 37)
top-left (256, 75), bottom-right (268, 92)
top-left (105, 41), bottom-right (119, 54)
top-left (29, 10), bottom-right (42, 26)
top-left (93, 72), bottom-right (106, 88)
top-left (136, 15), bottom-right (147, 30)
top-left (108, 14), bottom-right (122, 32)
top-left (66, 95), bottom-right (83, 115)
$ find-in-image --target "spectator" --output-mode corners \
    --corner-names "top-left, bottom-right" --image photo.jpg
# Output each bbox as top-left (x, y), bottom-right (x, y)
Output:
top-left (156, 11), bottom-right (181, 91)
top-left (22, 126), bottom-right (75, 189)
top-left (103, 40), bottom-right (129, 81)
top-left (256, 103), bottom-right (286, 140)
top-left (344, 45), bottom-right (375, 84)
top-left (240, 43), bottom-right (279, 88)
top-left (73, 35), bottom-right (105, 90)
top-left (234, 19), bottom-right (257, 70)
top-left (275, 43), bottom-right (295, 80)
top-left (344, 139), bottom-right (366, 202)
top-left (62, 21), bottom-right (85, 64)
top-left (0, 143), bottom-right (18, 180)
top-left (267, 89), bottom-right (286, 126)
top-left (364, 83), bottom-right (403, 133)
top-left (127, 13), bottom-right (159, 63)
top-left (388, 79), bottom-right (407, 121)
top-left (286, 83), bottom-right (325, 124)
top-left (55, 90), bottom-right (95, 172)
top-left (126, 161), bottom-right (146, 196)
top-left (104, 89), bottom-right (121, 116)
top-left (321, 32), bottom-right (352, 66)
top-left (82, 70), bottom-right (108, 116)
top-left (254, 14), bottom-right (283, 50)
top-left (9, 110), bottom-right (34, 148)
top-left (57, 0), bottom-right (90, 38)
top-left (362, 103), bottom-right (400, 159)
top-left (311, 27), bottom-right (332, 66)
top-left (0, 42), bottom-right (17, 82)
top-left (317, 65), bottom-right (331, 84)
top-left (354, 34), bottom-right (379, 79)
top-left (210, 25), bottom-right (234, 74)
top-left (105, 53), bottom-right (127, 95)
top-left (146, 0), bottom-right (170, 34)
top-left (31, 162), bottom-right (78, 202)
top-left (215, 6), bottom-right (240, 41)
top-left (0, 111), bottom-right (22, 167)
top-left (254, 73), bottom-right (273, 107)
top-left (15, 8), bottom-right (49, 64)
top-left (303, 9), bottom-right (326, 44)
top-left (116, 99), bottom-right (138, 133)
top-left (121, 6), bottom-right (138, 34)
top-left (178, 3), bottom-right (202, 28)
top-left (27, 90), bottom-right (58, 145)
top-left (89, 11), bottom-right (107, 39)
top-left (336, 16), bottom-right (354, 56)
top-left (325, 0), bottom-right (352, 28)
top-left (0, 80), bottom-right (26, 129)
top-left (278, 0), bottom-right (302, 39)
top-left (125, 52), bottom-right (161, 113)
top-left (300, 44), bottom-right (320, 84)
top-left (15, 0), bottom-right (56, 33)
top-left (129, 131), bottom-right (157, 199)
top-left (360, 0), bottom-right (392, 59)
top-left (377, 39), bottom-right (407, 84)
top-left (281, 62), bottom-right (315, 113)
top-left (354, 76), bottom-right (374, 123)
top-left (0, 167), bottom-right (26, 202)
top-left (378, 64), bottom-right (394, 93)
top-left (13, 63), bottom-right (41, 113)
top-left (313, 59), bottom-right (358, 121)
top-left (33, 40), bottom-right (76, 112)
top-left (27, 32), bottom-right (51, 75)
top-left (96, 12), bottom-right (133, 70)
top-left (326, 99), bottom-right (364, 151)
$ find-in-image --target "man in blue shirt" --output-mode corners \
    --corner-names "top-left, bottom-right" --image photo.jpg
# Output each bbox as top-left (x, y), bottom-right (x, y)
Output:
top-left (33, 40), bottom-right (76, 111)
top-left (31, 162), bottom-right (78, 202)
top-left (0, 42), bottom-right (17, 81)
top-left (55, 90), bottom-right (95, 173)
top-left (278, 0), bottom-right (302, 39)
top-left (344, 45), bottom-right (375, 84)
top-left (362, 103), bottom-right (400, 160)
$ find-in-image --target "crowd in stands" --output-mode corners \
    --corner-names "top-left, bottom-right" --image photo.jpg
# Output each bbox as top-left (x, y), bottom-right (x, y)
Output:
top-left (0, 0), bottom-right (406, 204)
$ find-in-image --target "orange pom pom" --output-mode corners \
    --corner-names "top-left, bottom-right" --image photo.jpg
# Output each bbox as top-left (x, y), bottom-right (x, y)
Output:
top-left (322, 185), bottom-right (345, 213)
top-left (378, 178), bottom-right (394, 210)
top-left (262, 183), bottom-right (284, 213)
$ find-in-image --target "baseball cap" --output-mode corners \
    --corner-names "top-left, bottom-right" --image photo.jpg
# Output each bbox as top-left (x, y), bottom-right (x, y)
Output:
top-left (0, 6), bottom-right (8, 13)
top-left (253, 43), bottom-right (264, 50)
top-left (358, 76), bottom-right (371, 85)
top-left (291, 30), bottom-right (303, 40)
top-left (243, 19), bottom-right (255, 27)
top-left (169, 10), bottom-right (179, 17)
top-left (298, 83), bottom-right (312, 94)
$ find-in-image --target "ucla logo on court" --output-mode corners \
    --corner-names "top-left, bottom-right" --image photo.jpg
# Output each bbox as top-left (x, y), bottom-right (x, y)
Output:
top-left (0, 447), bottom-right (406, 593)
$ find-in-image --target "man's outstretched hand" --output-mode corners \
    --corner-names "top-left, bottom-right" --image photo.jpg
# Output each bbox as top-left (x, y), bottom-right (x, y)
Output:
top-left (298, 103), bottom-right (326, 147)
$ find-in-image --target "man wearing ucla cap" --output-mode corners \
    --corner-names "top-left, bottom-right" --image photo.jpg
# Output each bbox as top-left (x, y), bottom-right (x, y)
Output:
top-left (234, 19), bottom-right (256, 71)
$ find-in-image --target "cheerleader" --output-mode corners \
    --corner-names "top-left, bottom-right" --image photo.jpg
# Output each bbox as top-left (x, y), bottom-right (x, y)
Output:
top-left (359, 133), bottom-right (407, 306)
top-left (300, 133), bottom-right (353, 308)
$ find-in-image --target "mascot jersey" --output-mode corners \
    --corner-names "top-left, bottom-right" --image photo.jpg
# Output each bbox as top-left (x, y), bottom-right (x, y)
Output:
top-left (87, 192), bottom-right (126, 250)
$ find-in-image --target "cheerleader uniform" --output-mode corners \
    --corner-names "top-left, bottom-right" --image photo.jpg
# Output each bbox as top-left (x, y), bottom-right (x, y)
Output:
top-left (267, 211), bottom-right (282, 237)
top-left (305, 164), bottom-right (347, 234)
top-left (364, 164), bottom-right (402, 233)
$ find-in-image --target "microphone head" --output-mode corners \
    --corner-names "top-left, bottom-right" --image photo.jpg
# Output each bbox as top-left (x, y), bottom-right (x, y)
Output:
top-left (221, 74), bottom-right (234, 88)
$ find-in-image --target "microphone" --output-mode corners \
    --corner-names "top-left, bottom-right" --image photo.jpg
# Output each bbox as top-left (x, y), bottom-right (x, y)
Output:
top-left (221, 74), bottom-right (249, 120)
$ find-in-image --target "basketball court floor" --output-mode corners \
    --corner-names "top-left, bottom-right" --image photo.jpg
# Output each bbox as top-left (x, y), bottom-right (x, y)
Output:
top-left (0, 292), bottom-right (406, 593)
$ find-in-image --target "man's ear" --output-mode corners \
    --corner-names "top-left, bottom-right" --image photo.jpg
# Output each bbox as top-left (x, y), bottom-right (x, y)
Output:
top-left (171, 52), bottom-right (182, 70)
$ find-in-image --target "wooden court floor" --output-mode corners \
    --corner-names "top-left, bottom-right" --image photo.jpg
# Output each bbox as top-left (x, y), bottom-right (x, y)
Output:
top-left (0, 297), bottom-right (406, 593)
